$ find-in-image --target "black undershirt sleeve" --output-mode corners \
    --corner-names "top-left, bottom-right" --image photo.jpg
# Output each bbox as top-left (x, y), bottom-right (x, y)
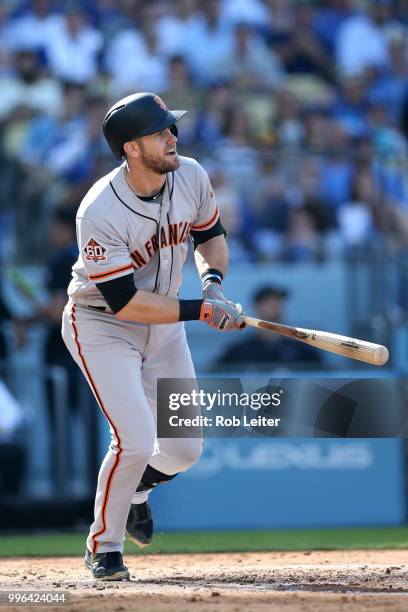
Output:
top-left (96, 273), bottom-right (137, 313)
top-left (190, 219), bottom-right (227, 250)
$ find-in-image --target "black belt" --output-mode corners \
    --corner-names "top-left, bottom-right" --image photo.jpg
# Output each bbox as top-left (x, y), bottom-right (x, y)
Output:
top-left (87, 305), bottom-right (106, 312)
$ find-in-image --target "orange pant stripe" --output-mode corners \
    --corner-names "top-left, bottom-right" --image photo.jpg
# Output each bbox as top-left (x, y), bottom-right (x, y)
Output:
top-left (70, 302), bottom-right (122, 554)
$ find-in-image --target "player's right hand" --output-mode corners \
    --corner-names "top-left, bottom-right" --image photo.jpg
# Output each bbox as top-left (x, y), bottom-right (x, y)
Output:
top-left (199, 299), bottom-right (246, 331)
top-left (203, 281), bottom-right (229, 304)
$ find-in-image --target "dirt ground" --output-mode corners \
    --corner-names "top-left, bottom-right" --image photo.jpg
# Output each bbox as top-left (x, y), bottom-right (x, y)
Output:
top-left (1, 550), bottom-right (408, 612)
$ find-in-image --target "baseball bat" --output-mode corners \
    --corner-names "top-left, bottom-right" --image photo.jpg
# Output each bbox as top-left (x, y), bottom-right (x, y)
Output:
top-left (243, 316), bottom-right (389, 366)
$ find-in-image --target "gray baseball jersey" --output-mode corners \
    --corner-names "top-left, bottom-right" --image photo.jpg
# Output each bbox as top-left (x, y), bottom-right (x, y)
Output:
top-left (68, 155), bottom-right (219, 308)
top-left (62, 155), bottom-right (216, 554)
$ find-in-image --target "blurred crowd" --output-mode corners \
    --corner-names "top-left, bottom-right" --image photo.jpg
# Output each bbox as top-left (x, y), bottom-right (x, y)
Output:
top-left (0, 0), bottom-right (407, 265)
top-left (1, 0), bottom-right (407, 497)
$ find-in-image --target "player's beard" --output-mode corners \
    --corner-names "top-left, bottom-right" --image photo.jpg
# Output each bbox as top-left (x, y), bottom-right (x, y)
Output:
top-left (139, 144), bottom-right (180, 174)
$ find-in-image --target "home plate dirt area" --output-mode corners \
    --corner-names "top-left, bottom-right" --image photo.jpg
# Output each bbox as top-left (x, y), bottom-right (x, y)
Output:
top-left (2, 550), bottom-right (408, 612)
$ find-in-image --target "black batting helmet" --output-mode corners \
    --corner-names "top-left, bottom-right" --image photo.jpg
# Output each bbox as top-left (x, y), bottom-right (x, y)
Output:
top-left (103, 92), bottom-right (187, 160)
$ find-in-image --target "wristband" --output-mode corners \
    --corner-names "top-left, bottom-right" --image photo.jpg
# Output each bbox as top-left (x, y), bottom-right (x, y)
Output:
top-left (201, 268), bottom-right (224, 291)
top-left (179, 299), bottom-right (203, 321)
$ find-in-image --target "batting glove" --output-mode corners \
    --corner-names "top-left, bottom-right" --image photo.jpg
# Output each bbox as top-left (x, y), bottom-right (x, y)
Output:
top-left (201, 268), bottom-right (231, 304)
top-left (200, 299), bottom-right (246, 331)
top-left (203, 281), bottom-right (229, 302)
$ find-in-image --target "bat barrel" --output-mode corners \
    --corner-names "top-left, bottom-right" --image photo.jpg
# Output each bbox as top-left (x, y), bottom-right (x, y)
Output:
top-left (294, 328), bottom-right (389, 366)
top-left (243, 317), bottom-right (389, 366)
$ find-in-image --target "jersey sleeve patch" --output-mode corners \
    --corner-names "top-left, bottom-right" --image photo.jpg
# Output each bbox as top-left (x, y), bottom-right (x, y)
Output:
top-left (83, 237), bottom-right (108, 263)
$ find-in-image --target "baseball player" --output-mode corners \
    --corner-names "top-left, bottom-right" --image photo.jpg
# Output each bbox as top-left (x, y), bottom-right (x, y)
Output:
top-left (61, 92), bottom-right (245, 580)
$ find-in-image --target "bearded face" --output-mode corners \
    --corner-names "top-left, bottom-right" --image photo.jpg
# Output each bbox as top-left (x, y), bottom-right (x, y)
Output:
top-left (138, 135), bottom-right (180, 175)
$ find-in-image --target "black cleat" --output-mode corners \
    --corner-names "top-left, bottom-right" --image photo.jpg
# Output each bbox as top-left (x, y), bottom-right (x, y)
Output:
top-left (84, 548), bottom-right (130, 581)
top-left (126, 501), bottom-right (153, 548)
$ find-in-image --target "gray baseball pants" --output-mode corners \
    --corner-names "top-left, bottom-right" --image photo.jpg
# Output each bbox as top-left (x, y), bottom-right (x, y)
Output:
top-left (62, 301), bottom-right (202, 553)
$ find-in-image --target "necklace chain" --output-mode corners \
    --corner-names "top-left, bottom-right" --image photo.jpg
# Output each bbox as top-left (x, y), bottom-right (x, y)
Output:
top-left (125, 168), bottom-right (164, 200)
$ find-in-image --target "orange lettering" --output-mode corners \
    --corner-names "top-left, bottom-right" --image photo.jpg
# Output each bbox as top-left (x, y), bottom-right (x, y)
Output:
top-left (168, 224), bottom-right (178, 246)
top-left (179, 221), bottom-right (190, 243)
top-left (145, 240), bottom-right (152, 258)
top-left (160, 227), bottom-right (167, 248)
top-left (131, 250), bottom-right (147, 268)
top-left (151, 235), bottom-right (159, 253)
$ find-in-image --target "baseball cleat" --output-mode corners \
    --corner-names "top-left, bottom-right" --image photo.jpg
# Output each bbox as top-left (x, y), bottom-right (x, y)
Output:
top-left (85, 548), bottom-right (130, 581)
top-left (126, 501), bottom-right (153, 547)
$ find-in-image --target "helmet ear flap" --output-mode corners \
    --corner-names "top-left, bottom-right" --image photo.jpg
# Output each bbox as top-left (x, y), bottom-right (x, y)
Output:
top-left (169, 124), bottom-right (178, 137)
